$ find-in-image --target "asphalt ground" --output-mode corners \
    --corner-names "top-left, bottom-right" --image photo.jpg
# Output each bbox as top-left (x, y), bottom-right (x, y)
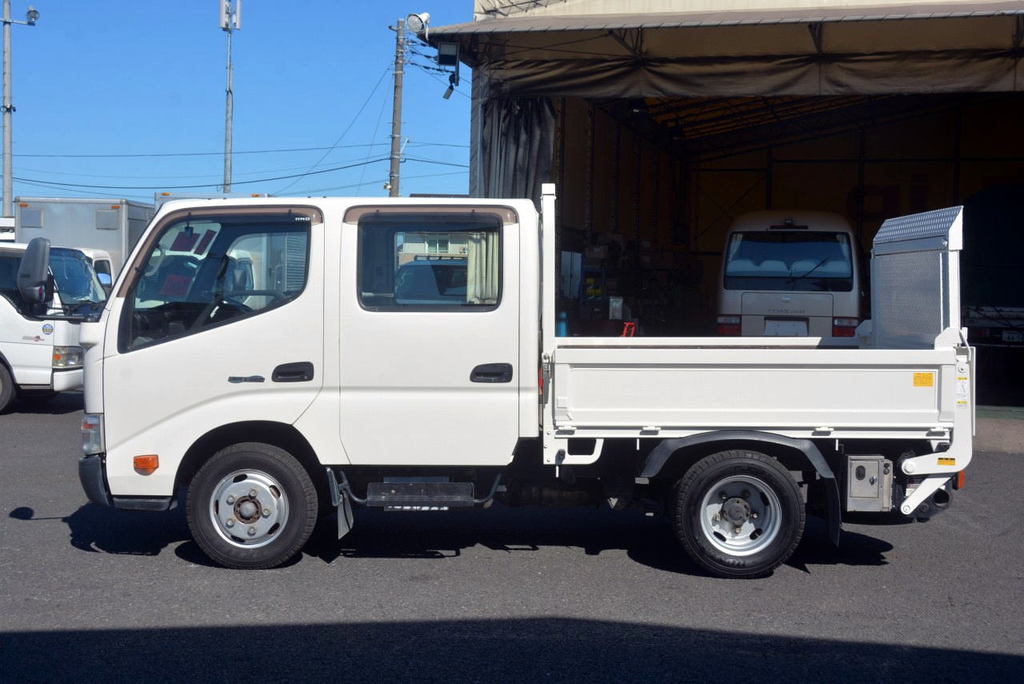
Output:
top-left (1, 393), bottom-right (1022, 682)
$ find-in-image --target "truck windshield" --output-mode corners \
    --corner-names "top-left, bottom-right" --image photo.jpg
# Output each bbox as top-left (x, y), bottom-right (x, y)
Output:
top-left (723, 231), bottom-right (853, 292)
top-left (50, 248), bottom-right (107, 306)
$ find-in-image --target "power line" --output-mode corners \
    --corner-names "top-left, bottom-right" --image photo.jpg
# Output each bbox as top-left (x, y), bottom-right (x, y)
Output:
top-left (13, 156), bottom-right (466, 192)
top-left (276, 67), bottom-right (392, 194)
top-left (12, 141), bottom-right (467, 159)
top-left (14, 157), bottom-right (392, 191)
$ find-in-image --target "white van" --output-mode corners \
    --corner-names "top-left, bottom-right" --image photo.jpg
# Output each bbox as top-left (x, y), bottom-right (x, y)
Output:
top-left (717, 211), bottom-right (861, 340)
top-left (0, 241), bottom-right (105, 411)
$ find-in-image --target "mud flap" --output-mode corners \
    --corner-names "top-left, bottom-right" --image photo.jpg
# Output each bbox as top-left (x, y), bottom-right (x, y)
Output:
top-left (327, 468), bottom-right (355, 540)
top-left (825, 477), bottom-right (842, 546)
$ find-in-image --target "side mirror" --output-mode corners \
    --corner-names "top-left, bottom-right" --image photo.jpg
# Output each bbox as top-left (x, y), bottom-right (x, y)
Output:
top-left (17, 237), bottom-right (51, 307)
top-left (97, 272), bottom-right (113, 294)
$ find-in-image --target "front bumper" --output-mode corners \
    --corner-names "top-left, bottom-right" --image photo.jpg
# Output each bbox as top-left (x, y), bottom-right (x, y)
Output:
top-left (52, 367), bottom-right (84, 392)
top-left (79, 454), bottom-right (112, 506)
top-left (78, 454), bottom-right (173, 511)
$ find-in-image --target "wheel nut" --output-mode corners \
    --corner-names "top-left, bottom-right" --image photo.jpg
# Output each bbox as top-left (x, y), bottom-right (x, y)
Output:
top-left (719, 491), bottom-right (727, 500)
top-left (262, 508), bottom-right (271, 518)
top-left (226, 495), bottom-right (235, 504)
top-left (247, 527), bottom-right (257, 536)
top-left (225, 519), bottom-right (235, 528)
top-left (752, 512), bottom-right (759, 520)
top-left (712, 514), bottom-right (720, 522)
top-left (249, 489), bottom-right (258, 498)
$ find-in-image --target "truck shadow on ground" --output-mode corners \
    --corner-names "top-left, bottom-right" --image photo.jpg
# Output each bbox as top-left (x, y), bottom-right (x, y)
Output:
top-left (2, 617), bottom-right (1021, 681)
top-left (302, 506), bottom-right (894, 577)
top-left (16, 502), bottom-right (892, 576)
top-left (8, 391), bottom-right (83, 415)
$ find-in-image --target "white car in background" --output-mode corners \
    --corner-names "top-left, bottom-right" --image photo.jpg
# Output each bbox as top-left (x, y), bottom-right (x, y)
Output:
top-left (717, 211), bottom-right (862, 341)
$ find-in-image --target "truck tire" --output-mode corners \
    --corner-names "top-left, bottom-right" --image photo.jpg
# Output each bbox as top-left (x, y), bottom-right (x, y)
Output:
top-left (672, 450), bottom-right (804, 579)
top-left (0, 364), bottom-right (14, 413)
top-left (186, 442), bottom-right (318, 569)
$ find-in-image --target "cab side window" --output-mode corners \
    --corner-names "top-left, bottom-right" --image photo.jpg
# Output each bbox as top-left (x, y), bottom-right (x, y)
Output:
top-left (358, 214), bottom-right (501, 311)
top-left (121, 214), bottom-right (309, 352)
top-left (0, 255), bottom-right (26, 311)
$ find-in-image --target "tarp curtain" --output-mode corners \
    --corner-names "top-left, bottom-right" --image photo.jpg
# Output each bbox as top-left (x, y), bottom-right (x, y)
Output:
top-left (478, 96), bottom-right (556, 201)
top-left (479, 53), bottom-right (1021, 99)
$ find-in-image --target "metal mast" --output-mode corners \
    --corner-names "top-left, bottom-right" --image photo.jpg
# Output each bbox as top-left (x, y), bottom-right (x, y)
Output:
top-left (220, 0), bottom-right (241, 193)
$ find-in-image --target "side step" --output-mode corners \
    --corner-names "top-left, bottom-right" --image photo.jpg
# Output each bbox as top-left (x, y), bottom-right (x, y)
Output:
top-left (366, 481), bottom-right (476, 510)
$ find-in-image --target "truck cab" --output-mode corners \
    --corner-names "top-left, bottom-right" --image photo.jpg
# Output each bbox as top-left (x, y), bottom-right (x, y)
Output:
top-left (0, 242), bottom-right (105, 411)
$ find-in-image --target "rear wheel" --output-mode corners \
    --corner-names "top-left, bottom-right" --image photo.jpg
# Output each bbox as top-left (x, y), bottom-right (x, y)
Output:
top-left (672, 450), bottom-right (804, 578)
top-left (186, 442), bottom-right (318, 569)
top-left (0, 364), bottom-right (15, 413)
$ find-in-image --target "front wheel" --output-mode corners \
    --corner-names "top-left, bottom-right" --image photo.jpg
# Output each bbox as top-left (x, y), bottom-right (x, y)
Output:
top-left (186, 442), bottom-right (318, 569)
top-left (0, 364), bottom-right (15, 413)
top-left (672, 450), bottom-right (805, 579)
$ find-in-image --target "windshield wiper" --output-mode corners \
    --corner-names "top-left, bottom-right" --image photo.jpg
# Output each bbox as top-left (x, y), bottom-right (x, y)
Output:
top-left (787, 256), bottom-right (829, 283)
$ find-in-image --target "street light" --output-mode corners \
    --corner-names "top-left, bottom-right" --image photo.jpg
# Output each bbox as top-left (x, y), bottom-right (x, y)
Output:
top-left (2, 1), bottom-right (39, 217)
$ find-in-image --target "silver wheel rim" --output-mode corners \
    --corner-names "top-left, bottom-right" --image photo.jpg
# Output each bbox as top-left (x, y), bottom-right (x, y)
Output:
top-left (209, 469), bottom-right (289, 549)
top-left (698, 474), bottom-right (782, 557)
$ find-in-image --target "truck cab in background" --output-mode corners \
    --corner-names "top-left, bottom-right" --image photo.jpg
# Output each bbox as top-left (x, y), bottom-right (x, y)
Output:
top-left (0, 240), bottom-right (106, 412)
top-left (717, 211), bottom-right (861, 341)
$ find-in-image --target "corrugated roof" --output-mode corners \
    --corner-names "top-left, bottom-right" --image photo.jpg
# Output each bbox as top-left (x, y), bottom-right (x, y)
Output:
top-left (431, 1), bottom-right (1024, 35)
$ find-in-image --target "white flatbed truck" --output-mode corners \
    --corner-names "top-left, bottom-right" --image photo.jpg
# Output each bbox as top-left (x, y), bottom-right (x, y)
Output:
top-left (66, 186), bottom-right (974, 578)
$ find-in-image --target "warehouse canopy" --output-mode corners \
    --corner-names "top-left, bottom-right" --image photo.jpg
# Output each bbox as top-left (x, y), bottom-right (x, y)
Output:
top-left (431, 1), bottom-right (1024, 96)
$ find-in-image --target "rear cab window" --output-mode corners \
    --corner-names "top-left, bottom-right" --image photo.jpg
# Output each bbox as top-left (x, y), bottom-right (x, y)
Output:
top-left (357, 212), bottom-right (502, 312)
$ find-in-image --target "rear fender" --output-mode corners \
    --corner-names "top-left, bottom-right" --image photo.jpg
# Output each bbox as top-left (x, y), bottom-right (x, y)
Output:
top-left (641, 430), bottom-right (842, 546)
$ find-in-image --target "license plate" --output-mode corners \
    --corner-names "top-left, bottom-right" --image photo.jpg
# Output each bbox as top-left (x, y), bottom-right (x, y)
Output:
top-left (1003, 330), bottom-right (1023, 343)
top-left (764, 319), bottom-right (808, 336)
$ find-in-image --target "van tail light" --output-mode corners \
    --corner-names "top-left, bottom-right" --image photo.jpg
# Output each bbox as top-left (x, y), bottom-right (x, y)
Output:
top-left (832, 317), bottom-right (859, 337)
top-left (717, 315), bottom-right (741, 336)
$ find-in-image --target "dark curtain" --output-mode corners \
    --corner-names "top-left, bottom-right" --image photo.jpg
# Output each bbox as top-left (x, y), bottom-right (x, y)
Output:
top-left (478, 96), bottom-right (556, 203)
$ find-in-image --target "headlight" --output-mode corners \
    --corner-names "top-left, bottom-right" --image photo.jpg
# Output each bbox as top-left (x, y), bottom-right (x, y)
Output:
top-left (81, 413), bottom-right (105, 455)
top-left (53, 345), bottom-right (84, 369)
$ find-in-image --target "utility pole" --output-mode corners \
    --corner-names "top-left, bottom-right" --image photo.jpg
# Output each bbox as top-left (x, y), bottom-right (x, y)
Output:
top-left (2, 1), bottom-right (38, 217)
top-left (388, 17), bottom-right (405, 197)
top-left (220, 0), bottom-right (241, 193)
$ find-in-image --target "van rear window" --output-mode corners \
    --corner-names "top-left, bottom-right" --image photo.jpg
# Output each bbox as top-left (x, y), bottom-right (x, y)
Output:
top-left (724, 231), bottom-right (853, 292)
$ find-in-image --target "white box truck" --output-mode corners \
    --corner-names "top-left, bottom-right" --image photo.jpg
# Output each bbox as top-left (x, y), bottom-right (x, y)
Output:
top-left (73, 187), bottom-right (974, 578)
top-left (15, 197), bottom-right (154, 277)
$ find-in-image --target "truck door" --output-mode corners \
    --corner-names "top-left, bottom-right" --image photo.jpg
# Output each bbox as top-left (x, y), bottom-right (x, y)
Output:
top-left (339, 206), bottom-right (520, 466)
top-left (100, 207), bottom-right (324, 497)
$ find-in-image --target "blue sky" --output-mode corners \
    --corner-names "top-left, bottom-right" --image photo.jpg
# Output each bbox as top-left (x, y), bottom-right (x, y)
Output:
top-left (8, 0), bottom-right (473, 204)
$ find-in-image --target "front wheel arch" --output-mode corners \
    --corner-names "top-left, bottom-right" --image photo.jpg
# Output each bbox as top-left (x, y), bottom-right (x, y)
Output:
top-left (176, 421), bottom-right (330, 511)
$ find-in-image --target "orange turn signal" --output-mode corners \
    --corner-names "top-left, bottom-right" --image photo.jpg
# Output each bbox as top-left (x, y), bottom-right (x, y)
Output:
top-left (953, 470), bottom-right (965, 490)
top-left (133, 455), bottom-right (159, 475)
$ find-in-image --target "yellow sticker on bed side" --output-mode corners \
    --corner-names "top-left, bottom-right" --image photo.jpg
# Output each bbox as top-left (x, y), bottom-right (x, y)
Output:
top-left (938, 457), bottom-right (956, 466)
top-left (913, 372), bottom-right (935, 387)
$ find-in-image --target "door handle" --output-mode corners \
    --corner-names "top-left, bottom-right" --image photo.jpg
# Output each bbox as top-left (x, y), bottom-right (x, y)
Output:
top-left (470, 363), bottom-right (513, 383)
top-left (272, 362), bottom-right (315, 383)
